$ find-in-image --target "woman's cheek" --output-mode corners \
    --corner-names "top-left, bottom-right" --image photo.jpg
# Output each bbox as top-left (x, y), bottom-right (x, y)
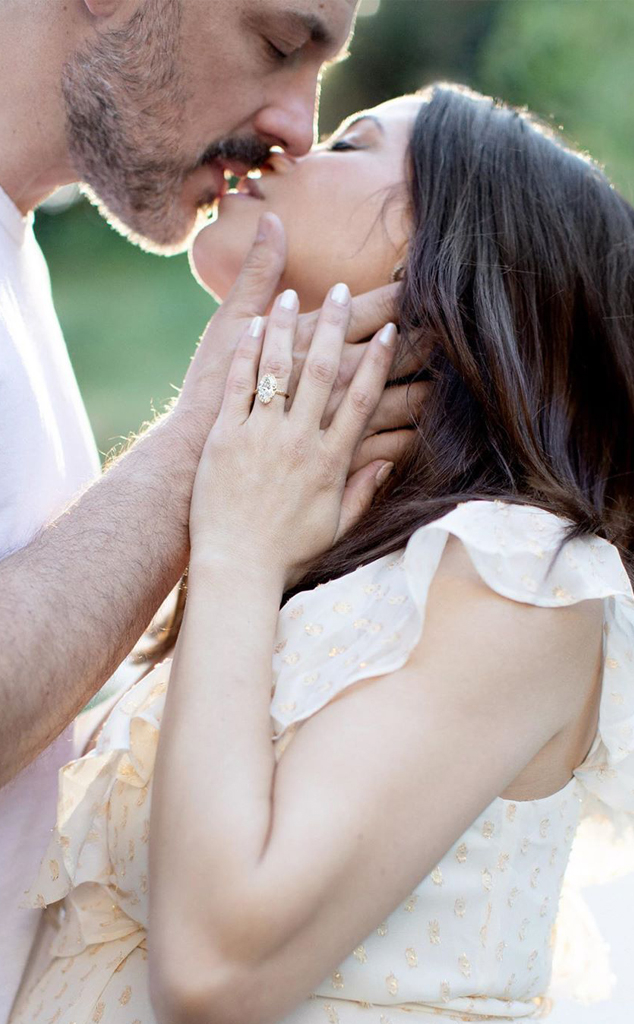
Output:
top-left (189, 223), bottom-right (239, 297)
top-left (191, 223), bottom-right (220, 286)
top-left (279, 216), bottom-right (340, 307)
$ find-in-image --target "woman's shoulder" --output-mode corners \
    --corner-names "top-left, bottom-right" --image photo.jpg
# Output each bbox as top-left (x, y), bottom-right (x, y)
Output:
top-left (272, 501), bottom-right (621, 736)
top-left (279, 499), bottom-right (631, 637)
top-left (272, 498), bottom-right (634, 836)
top-left (404, 499), bottom-right (632, 607)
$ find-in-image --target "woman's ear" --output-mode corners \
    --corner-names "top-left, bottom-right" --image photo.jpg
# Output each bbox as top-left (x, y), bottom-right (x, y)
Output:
top-left (390, 259), bottom-right (407, 283)
top-left (389, 241), bottom-right (409, 283)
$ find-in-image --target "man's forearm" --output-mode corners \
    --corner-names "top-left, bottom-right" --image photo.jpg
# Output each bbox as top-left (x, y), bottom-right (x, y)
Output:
top-left (0, 412), bottom-right (202, 786)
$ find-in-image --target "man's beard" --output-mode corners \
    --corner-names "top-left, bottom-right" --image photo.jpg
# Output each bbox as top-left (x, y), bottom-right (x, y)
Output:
top-left (60, 0), bottom-right (270, 255)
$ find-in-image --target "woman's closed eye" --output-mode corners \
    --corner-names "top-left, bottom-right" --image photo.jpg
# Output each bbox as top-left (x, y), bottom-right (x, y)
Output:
top-left (329, 139), bottom-right (358, 152)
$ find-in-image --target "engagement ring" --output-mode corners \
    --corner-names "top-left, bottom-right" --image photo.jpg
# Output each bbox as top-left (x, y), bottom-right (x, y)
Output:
top-left (255, 373), bottom-right (289, 404)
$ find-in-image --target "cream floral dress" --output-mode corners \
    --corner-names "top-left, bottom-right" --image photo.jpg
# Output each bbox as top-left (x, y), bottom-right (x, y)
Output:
top-left (10, 501), bottom-right (634, 1024)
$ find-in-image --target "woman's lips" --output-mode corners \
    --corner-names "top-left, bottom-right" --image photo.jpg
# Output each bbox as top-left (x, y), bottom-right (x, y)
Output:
top-left (217, 176), bottom-right (265, 207)
top-left (235, 175), bottom-right (264, 200)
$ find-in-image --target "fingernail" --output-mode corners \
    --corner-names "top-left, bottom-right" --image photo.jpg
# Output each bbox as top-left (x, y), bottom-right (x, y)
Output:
top-left (255, 214), bottom-right (273, 243)
top-left (280, 288), bottom-right (298, 311)
top-left (378, 323), bottom-right (397, 348)
top-left (375, 461), bottom-right (394, 486)
top-left (330, 282), bottom-right (350, 306)
top-left (249, 315), bottom-right (265, 337)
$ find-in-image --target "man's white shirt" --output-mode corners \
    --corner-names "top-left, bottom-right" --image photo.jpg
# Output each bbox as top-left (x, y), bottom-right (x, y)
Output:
top-left (0, 184), bottom-right (100, 1023)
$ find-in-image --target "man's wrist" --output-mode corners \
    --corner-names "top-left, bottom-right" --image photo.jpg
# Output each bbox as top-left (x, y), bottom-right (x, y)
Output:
top-left (96, 410), bottom-right (204, 567)
top-left (126, 410), bottom-right (204, 494)
top-left (153, 404), bottom-right (209, 467)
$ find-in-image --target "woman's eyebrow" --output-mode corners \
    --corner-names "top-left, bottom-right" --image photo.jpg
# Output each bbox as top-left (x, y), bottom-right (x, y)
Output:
top-left (341, 114), bottom-right (385, 135)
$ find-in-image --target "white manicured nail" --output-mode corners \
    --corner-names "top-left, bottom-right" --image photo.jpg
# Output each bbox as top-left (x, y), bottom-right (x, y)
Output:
top-left (375, 461), bottom-right (394, 486)
top-left (249, 315), bottom-right (265, 337)
top-left (378, 323), bottom-right (397, 348)
top-left (330, 282), bottom-right (350, 306)
top-left (280, 289), bottom-right (299, 311)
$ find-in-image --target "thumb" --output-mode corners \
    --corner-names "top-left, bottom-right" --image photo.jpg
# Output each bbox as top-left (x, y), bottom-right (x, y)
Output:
top-left (335, 461), bottom-right (394, 542)
top-left (223, 213), bottom-right (287, 319)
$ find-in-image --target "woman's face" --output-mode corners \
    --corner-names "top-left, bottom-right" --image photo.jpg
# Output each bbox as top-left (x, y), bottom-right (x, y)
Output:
top-left (190, 96), bottom-right (421, 310)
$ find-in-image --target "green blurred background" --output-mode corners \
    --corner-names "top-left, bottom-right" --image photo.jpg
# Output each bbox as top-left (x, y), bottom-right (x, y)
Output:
top-left (35, 0), bottom-right (634, 460)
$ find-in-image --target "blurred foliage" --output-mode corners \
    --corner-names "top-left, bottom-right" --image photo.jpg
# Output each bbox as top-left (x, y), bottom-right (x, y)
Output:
top-left (321, 0), bottom-right (499, 129)
top-left (35, 204), bottom-right (213, 458)
top-left (35, 0), bottom-right (634, 458)
top-left (478, 0), bottom-right (634, 198)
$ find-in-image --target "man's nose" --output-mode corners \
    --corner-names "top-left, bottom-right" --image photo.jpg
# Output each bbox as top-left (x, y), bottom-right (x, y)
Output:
top-left (253, 74), bottom-right (319, 158)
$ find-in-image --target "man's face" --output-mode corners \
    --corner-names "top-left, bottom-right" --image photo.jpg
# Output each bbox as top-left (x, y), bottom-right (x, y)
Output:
top-left (63, 0), bottom-right (357, 253)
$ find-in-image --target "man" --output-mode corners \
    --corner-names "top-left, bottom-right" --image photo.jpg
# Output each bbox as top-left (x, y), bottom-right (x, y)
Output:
top-left (0, 1), bottom-right (408, 1017)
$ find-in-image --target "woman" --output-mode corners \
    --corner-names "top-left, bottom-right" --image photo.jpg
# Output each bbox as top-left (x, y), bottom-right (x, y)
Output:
top-left (11, 84), bottom-right (634, 1024)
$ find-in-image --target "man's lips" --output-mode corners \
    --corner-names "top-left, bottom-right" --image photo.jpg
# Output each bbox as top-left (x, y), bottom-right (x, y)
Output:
top-left (218, 157), bottom-right (257, 179)
top-left (196, 158), bottom-right (265, 204)
top-left (192, 160), bottom-right (229, 203)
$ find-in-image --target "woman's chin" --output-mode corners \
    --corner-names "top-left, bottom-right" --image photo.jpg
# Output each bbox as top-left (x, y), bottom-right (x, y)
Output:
top-left (188, 219), bottom-right (242, 300)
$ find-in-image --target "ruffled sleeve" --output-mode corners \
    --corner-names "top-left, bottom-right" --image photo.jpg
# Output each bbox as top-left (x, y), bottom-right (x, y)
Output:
top-left (271, 500), bottom-right (634, 836)
top-left (21, 658), bottom-right (171, 952)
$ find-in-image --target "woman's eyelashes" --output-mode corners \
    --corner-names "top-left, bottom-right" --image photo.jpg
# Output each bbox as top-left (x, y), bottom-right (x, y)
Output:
top-left (330, 139), bottom-right (357, 152)
top-left (325, 130), bottom-right (375, 152)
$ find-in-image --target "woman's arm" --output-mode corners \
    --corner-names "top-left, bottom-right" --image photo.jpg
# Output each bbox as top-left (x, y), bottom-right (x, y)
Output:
top-left (150, 530), bottom-right (602, 1024)
top-left (148, 286), bottom-right (604, 1024)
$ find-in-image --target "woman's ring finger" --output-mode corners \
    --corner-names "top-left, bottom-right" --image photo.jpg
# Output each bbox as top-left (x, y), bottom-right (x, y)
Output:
top-left (255, 373), bottom-right (290, 405)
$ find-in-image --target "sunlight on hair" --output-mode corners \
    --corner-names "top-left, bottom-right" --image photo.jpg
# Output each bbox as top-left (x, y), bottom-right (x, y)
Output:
top-left (417, 81), bottom-right (605, 180)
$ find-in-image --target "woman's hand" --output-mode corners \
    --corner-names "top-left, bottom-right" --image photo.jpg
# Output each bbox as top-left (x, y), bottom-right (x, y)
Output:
top-left (189, 282), bottom-right (397, 588)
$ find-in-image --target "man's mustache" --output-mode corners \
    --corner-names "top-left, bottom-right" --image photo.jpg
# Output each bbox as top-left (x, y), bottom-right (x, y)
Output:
top-left (198, 135), bottom-right (272, 172)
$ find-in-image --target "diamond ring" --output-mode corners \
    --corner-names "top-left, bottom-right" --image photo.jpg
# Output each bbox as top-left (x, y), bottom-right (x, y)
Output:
top-left (255, 373), bottom-right (290, 405)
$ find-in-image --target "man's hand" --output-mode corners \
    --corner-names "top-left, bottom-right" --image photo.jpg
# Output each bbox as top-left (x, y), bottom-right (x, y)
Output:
top-left (292, 282), bottom-right (424, 473)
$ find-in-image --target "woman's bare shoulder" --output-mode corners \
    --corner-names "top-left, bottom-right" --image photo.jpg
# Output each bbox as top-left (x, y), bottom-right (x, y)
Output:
top-left (420, 532), bottom-right (604, 736)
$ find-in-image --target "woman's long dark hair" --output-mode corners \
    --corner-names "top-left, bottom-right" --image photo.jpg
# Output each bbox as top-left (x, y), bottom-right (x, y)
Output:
top-left (292, 82), bottom-right (634, 594)
top-left (147, 82), bottom-right (634, 660)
